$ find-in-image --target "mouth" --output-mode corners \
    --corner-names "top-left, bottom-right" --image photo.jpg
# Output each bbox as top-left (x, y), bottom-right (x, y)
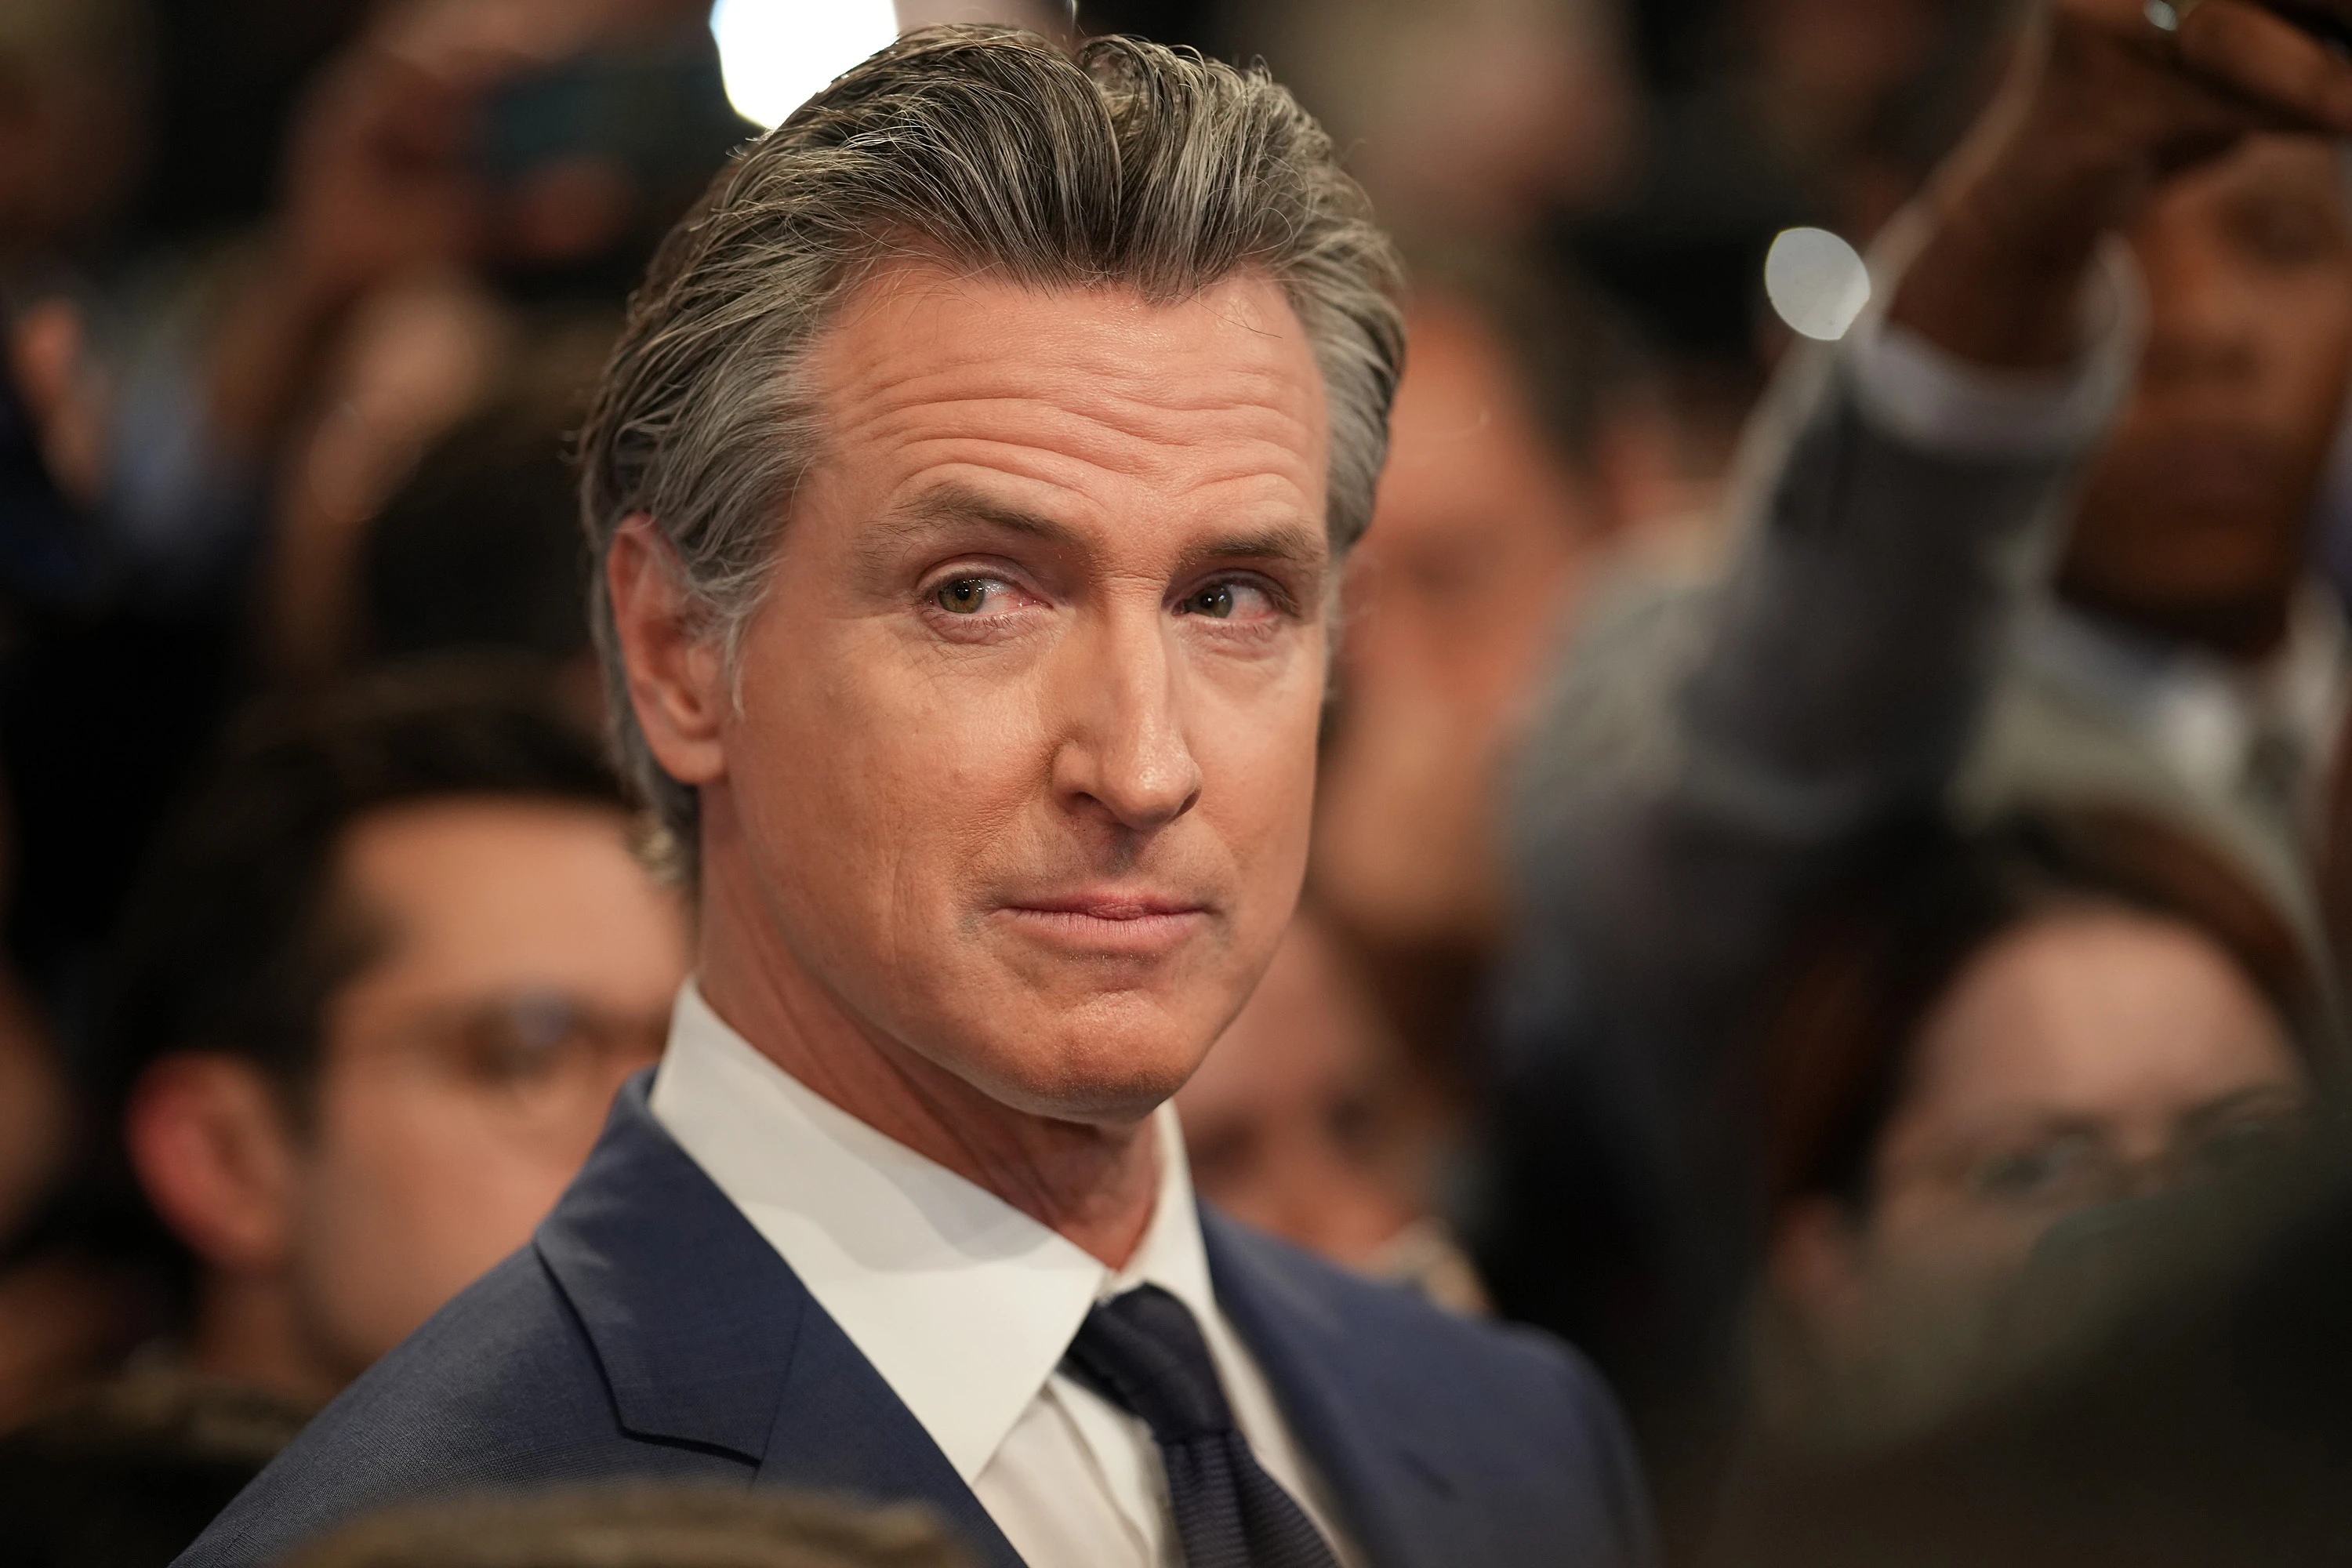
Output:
top-left (995, 891), bottom-right (1213, 957)
top-left (2122, 426), bottom-right (2282, 517)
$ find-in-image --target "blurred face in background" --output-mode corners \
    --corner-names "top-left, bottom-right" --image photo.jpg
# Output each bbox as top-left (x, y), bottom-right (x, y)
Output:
top-left (1246, 0), bottom-right (1634, 239)
top-left (1771, 909), bottom-right (2307, 1419)
top-left (2060, 136), bottom-right (2352, 658)
top-left (132, 798), bottom-right (688, 1399)
top-left (1312, 294), bottom-right (1599, 959)
top-left (1177, 913), bottom-right (1423, 1269)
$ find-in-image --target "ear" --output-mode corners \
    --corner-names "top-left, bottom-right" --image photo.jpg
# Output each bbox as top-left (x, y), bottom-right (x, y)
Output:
top-left (125, 1054), bottom-right (303, 1276)
top-left (1766, 1195), bottom-right (1875, 1350)
top-left (606, 515), bottom-right (731, 789)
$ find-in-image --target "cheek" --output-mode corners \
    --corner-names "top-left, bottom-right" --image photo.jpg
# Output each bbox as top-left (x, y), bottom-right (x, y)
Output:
top-left (1194, 654), bottom-right (1323, 884)
top-left (2264, 292), bottom-right (2352, 433)
top-left (298, 1066), bottom-right (590, 1357)
top-left (725, 621), bottom-right (1051, 920)
top-left (1864, 1178), bottom-right (2067, 1316)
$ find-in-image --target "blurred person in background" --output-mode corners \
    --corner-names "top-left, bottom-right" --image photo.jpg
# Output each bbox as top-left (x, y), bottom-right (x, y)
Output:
top-left (1178, 907), bottom-right (1489, 1314)
top-left (1310, 252), bottom-right (1662, 1094)
top-left (2, 0), bottom-right (739, 1126)
top-left (1478, 0), bottom-right (2352, 1543)
top-left (344, 327), bottom-right (612, 722)
top-left (0, 666), bottom-right (687, 1568)
top-left (1709, 1097), bottom-right (2352, 1568)
top-left (221, 0), bottom-right (745, 679)
top-left (282, 1486), bottom-right (971, 1568)
top-left (1751, 809), bottom-right (2317, 1446)
top-left (1564, 0), bottom-right (2016, 517)
top-left (1234, 0), bottom-right (1638, 249)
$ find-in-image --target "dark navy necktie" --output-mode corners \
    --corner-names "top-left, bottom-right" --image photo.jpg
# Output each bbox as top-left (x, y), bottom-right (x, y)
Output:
top-left (1062, 1283), bottom-right (1344, 1568)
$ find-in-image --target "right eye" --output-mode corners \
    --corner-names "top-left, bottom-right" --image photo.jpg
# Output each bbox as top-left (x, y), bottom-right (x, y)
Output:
top-left (935, 577), bottom-right (1006, 615)
top-left (1969, 1131), bottom-right (2107, 1205)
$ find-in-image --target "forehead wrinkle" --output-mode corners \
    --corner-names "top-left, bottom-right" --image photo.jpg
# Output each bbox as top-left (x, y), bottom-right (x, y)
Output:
top-left (873, 427), bottom-right (1325, 528)
top-left (812, 270), bottom-right (1328, 493)
top-left (833, 367), bottom-right (1325, 488)
top-left (868, 462), bottom-right (1327, 581)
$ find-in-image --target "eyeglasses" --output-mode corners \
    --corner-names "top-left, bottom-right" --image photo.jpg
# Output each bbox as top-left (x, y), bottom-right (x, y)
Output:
top-left (349, 989), bottom-right (670, 1134)
top-left (1889, 1093), bottom-right (2310, 1216)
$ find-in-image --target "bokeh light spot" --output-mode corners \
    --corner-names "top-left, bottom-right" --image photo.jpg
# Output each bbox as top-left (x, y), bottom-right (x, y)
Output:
top-left (1765, 227), bottom-right (1872, 343)
top-left (710, 0), bottom-right (902, 130)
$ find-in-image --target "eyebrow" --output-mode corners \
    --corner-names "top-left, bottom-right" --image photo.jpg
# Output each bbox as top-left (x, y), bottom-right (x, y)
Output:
top-left (855, 484), bottom-right (1082, 571)
top-left (866, 480), bottom-right (1330, 575)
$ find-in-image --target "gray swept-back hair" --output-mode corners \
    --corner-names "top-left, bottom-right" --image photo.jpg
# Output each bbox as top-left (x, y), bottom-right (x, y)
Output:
top-left (577, 25), bottom-right (1406, 880)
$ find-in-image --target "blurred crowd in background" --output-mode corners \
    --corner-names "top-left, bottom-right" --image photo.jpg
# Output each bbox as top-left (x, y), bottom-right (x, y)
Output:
top-left (7, 0), bottom-right (2352, 1563)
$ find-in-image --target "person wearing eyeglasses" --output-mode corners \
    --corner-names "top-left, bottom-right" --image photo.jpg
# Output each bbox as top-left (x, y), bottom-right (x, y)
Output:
top-left (0, 664), bottom-right (688, 1564)
top-left (1749, 807), bottom-right (2319, 1443)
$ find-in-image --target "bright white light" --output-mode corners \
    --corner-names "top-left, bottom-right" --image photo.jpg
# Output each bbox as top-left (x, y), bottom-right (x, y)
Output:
top-left (1764, 227), bottom-right (1872, 343)
top-left (710, 0), bottom-right (901, 130)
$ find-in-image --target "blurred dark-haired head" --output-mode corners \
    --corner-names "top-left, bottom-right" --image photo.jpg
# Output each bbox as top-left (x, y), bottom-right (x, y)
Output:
top-left (1752, 807), bottom-right (2321, 1440)
top-left (2058, 135), bottom-right (2352, 659)
top-left (282, 1484), bottom-right (973, 1568)
top-left (98, 661), bottom-right (688, 1405)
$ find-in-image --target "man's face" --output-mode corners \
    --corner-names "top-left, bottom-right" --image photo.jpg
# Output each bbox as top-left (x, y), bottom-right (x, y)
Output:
top-left (700, 264), bottom-right (1333, 1124)
top-left (2061, 135), bottom-right (2352, 655)
top-left (291, 799), bottom-right (688, 1381)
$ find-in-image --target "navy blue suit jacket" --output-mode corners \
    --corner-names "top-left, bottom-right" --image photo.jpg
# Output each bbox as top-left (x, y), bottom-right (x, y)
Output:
top-left (177, 1076), bottom-right (1652, 1567)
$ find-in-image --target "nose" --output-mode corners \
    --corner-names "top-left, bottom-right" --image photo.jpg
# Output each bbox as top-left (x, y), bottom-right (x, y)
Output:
top-left (1050, 608), bottom-right (1203, 835)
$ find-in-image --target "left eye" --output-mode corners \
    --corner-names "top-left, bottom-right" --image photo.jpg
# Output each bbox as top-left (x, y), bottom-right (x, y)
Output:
top-left (935, 577), bottom-right (1006, 615)
top-left (1175, 581), bottom-right (1272, 620)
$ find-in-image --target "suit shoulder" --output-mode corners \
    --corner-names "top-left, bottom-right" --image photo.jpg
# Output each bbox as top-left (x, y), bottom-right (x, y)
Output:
top-left (1210, 1216), bottom-right (1655, 1565)
top-left (1211, 1214), bottom-right (1626, 1423)
top-left (177, 1246), bottom-right (726, 1568)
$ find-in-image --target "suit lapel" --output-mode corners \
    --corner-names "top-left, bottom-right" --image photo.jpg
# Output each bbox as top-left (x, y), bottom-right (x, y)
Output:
top-left (1202, 1207), bottom-right (1459, 1568)
top-left (751, 1303), bottom-right (1025, 1568)
top-left (535, 1076), bottom-right (1026, 1568)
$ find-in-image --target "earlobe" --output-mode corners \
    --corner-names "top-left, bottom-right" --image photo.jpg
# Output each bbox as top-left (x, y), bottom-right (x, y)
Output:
top-left (125, 1054), bottom-right (302, 1276)
top-left (606, 517), bottom-right (730, 788)
top-left (1767, 1196), bottom-right (1875, 1348)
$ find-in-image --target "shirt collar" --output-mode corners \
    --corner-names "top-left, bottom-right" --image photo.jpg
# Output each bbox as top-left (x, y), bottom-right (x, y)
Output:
top-left (647, 979), bottom-right (1213, 1485)
top-left (2017, 584), bottom-right (2351, 800)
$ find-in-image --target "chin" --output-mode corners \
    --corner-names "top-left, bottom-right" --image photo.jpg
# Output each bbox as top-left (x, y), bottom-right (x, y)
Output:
top-left (947, 1004), bottom-right (1212, 1126)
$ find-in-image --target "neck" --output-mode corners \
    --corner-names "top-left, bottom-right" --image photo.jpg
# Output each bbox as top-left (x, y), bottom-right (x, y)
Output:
top-left (187, 1272), bottom-right (343, 1410)
top-left (694, 826), bottom-right (1163, 1269)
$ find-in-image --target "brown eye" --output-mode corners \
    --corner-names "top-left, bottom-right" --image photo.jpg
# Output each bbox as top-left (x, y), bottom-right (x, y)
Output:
top-left (936, 578), bottom-right (993, 614)
top-left (1180, 584), bottom-right (1236, 619)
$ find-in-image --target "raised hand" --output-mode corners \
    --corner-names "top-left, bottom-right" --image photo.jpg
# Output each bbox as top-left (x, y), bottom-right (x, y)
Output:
top-left (1893, 0), bottom-right (2352, 366)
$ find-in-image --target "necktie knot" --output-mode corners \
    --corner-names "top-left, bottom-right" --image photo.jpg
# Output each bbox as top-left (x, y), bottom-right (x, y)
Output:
top-left (1061, 1283), bottom-right (1342, 1568)
top-left (1065, 1283), bottom-right (1237, 1443)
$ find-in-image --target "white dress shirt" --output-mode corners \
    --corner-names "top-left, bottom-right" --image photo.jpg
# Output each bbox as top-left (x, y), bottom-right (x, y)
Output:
top-left (2013, 585), bottom-right (2352, 825)
top-left (648, 981), bottom-right (1360, 1568)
